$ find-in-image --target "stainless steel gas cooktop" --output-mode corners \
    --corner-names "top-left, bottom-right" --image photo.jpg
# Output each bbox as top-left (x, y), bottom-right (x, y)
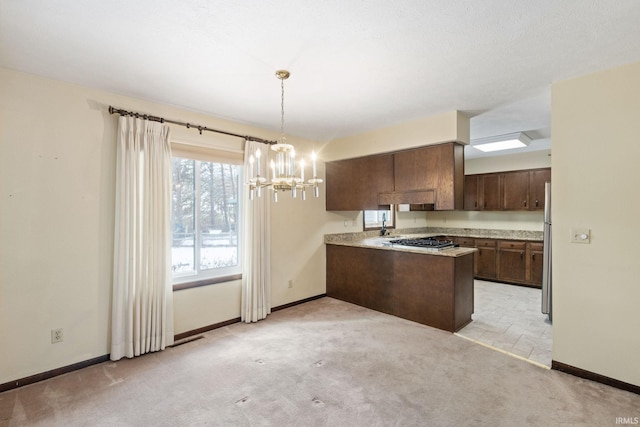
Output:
top-left (388, 237), bottom-right (456, 251)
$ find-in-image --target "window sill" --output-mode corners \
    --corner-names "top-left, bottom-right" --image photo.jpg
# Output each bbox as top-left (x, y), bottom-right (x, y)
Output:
top-left (363, 227), bottom-right (396, 232)
top-left (173, 274), bottom-right (242, 291)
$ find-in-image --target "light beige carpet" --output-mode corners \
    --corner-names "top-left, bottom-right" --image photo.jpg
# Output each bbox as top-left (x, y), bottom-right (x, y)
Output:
top-left (1, 297), bottom-right (638, 426)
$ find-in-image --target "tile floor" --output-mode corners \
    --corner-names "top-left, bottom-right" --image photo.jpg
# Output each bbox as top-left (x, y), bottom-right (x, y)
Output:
top-left (456, 280), bottom-right (552, 367)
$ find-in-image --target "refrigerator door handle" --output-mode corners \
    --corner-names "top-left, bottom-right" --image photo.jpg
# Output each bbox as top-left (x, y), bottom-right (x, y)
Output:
top-left (541, 182), bottom-right (552, 319)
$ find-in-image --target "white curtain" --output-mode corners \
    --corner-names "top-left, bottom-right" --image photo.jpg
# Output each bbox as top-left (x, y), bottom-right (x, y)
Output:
top-left (111, 116), bottom-right (174, 361)
top-left (241, 140), bottom-right (271, 322)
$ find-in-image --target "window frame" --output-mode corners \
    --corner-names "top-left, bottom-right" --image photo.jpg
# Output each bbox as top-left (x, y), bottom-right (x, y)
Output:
top-left (363, 207), bottom-right (395, 232)
top-left (170, 147), bottom-right (244, 291)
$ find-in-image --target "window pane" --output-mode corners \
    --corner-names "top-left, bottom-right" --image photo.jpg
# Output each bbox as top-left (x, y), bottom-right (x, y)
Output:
top-left (172, 158), bottom-right (195, 276)
top-left (198, 162), bottom-right (240, 271)
top-left (364, 209), bottom-right (393, 228)
top-left (171, 156), bottom-right (242, 283)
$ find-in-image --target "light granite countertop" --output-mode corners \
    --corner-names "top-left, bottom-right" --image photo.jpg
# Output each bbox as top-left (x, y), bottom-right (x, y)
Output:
top-left (325, 231), bottom-right (477, 258)
top-left (421, 227), bottom-right (544, 241)
top-left (324, 226), bottom-right (544, 258)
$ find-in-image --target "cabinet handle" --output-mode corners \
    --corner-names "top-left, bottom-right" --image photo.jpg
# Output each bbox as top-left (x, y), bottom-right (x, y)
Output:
top-left (475, 201), bottom-right (477, 208)
top-left (523, 200), bottom-right (527, 207)
top-left (535, 200), bottom-right (539, 207)
top-left (532, 253), bottom-right (535, 261)
top-left (520, 252), bottom-right (524, 259)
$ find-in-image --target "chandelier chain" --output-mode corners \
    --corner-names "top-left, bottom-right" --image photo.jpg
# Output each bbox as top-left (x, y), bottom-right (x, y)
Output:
top-left (280, 77), bottom-right (285, 140)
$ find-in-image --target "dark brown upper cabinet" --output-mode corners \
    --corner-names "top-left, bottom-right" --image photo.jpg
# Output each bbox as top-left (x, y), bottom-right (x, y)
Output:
top-left (463, 175), bottom-right (480, 210)
top-left (464, 173), bottom-right (501, 211)
top-left (388, 142), bottom-right (464, 210)
top-left (502, 170), bottom-right (530, 210)
top-left (529, 168), bottom-right (551, 210)
top-left (325, 153), bottom-right (394, 211)
top-left (464, 168), bottom-right (550, 212)
top-left (326, 142), bottom-right (465, 211)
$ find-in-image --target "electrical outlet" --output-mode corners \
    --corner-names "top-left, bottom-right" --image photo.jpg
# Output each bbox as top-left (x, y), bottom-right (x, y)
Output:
top-left (51, 328), bottom-right (64, 344)
top-left (288, 280), bottom-right (294, 289)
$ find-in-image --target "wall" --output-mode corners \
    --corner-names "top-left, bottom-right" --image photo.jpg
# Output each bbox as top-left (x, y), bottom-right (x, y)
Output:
top-left (0, 68), bottom-right (326, 384)
top-left (320, 110), bottom-right (470, 162)
top-left (552, 61), bottom-right (640, 386)
top-left (426, 149), bottom-right (551, 231)
top-left (464, 149), bottom-right (551, 175)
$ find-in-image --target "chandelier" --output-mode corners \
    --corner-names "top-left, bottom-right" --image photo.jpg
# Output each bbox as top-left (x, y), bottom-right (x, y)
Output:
top-left (247, 70), bottom-right (322, 202)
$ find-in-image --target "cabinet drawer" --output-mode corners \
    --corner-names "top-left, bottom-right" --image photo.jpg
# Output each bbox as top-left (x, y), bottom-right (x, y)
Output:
top-left (475, 239), bottom-right (496, 248)
top-left (529, 242), bottom-right (544, 251)
top-left (456, 237), bottom-right (476, 247)
top-left (499, 241), bottom-right (526, 250)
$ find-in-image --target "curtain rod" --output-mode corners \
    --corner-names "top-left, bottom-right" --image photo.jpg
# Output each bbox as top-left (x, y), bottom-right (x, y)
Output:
top-left (108, 106), bottom-right (276, 145)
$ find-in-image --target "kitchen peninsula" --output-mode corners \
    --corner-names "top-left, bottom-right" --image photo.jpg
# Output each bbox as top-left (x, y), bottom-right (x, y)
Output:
top-left (325, 230), bottom-right (476, 332)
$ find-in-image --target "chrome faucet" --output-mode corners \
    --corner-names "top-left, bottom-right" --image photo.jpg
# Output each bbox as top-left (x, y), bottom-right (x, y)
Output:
top-left (380, 213), bottom-right (388, 236)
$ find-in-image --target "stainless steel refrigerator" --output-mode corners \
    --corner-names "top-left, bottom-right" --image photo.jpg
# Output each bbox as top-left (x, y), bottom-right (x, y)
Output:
top-left (541, 182), bottom-right (552, 321)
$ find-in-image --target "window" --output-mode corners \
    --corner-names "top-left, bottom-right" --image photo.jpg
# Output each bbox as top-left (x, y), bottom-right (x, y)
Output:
top-left (363, 207), bottom-right (395, 231)
top-left (171, 157), bottom-right (242, 286)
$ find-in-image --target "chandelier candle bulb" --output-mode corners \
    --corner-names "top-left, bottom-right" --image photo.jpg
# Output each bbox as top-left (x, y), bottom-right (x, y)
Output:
top-left (249, 154), bottom-right (255, 178)
top-left (300, 158), bottom-right (305, 182)
top-left (255, 148), bottom-right (261, 177)
top-left (312, 151), bottom-right (317, 178)
top-left (290, 150), bottom-right (295, 177)
top-left (279, 152), bottom-right (284, 175)
top-left (271, 160), bottom-right (276, 181)
top-left (286, 152), bottom-right (290, 176)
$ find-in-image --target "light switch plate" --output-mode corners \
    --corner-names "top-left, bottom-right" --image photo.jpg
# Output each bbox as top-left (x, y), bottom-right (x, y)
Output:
top-left (571, 228), bottom-right (591, 244)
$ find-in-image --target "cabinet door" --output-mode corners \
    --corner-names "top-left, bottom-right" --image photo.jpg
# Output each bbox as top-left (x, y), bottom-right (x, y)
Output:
top-left (529, 169), bottom-right (551, 210)
top-left (359, 154), bottom-right (395, 209)
top-left (393, 146), bottom-right (431, 192)
top-left (528, 242), bottom-right (544, 287)
top-left (498, 241), bottom-right (527, 282)
top-left (464, 175), bottom-right (480, 211)
top-left (326, 154), bottom-right (394, 210)
top-left (326, 245), bottom-right (394, 313)
top-left (394, 143), bottom-right (463, 210)
top-left (325, 161), bottom-right (352, 210)
top-left (476, 246), bottom-right (497, 279)
top-left (502, 171), bottom-right (530, 210)
top-left (481, 174), bottom-right (501, 210)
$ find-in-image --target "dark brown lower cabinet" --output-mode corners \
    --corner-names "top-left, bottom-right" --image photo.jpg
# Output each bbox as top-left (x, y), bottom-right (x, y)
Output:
top-left (475, 239), bottom-right (497, 280)
top-left (529, 242), bottom-right (544, 285)
top-left (445, 236), bottom-right (543, 288)
top-left (326, 244), bottom-right (474, 332)
top-left (497, 241), bottom-right (527, 283)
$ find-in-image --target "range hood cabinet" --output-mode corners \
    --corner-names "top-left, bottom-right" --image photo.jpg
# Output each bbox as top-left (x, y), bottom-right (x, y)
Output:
top-left (383, 142), bottom-right (464, 211)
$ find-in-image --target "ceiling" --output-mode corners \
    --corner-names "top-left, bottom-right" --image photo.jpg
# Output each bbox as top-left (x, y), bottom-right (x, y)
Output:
top-left (2, 1), bottom-right (640, 159)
